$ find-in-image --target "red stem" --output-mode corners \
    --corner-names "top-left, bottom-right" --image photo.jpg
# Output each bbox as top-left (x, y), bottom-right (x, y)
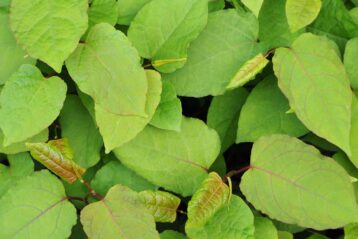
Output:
top-left (223, 165), bottom-right (252, 181)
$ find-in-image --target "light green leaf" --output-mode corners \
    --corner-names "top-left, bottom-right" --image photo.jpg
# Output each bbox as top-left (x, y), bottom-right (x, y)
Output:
top-left (128, 0), bottom-right (208, 73)
top-left (0, 170), bottom-right (77, 239)
top-left (10, 0), bottom-right (88, 72)
top-left (150, 81), bottom-right (182, 131)
top-left (306, 234), bottom-right (329, 239)
top-left (88, 0), bottom-right (118, 29)
top-left (236, 76), bottom-right (308, 143)
top-left (27, 139), bottom-right (86, 184)
top-left (209, 155), bottom-right (226, 176)
top-left (114, 117), bottom-right (221, 196)
top-left (344, 37), bottom-right (358, 90)
top-left (208, 0), bottom-right (225, 12)
top-left (240, 134), bottom-right (358, 230)
top-left (95, 69), bottom-right (162, 152)
top-left (286, 0), bottom-right (322, 32)
top-left (186, 196), bottom-right (255, 239)
top-left (226, 53), bottom-right (269, 90)
top-left (0, 8), bottom-right (35, 85)
top-left (59, 95), bottom-right (103, 168)
top-left (242, 0), bottom-right (263, 17)
top-left (164, 9), bottom-right (261, 97)
top-left (160, 230), bottom-right (187, 239)
top-left (116, 0), bottom-right (152, 25)
top-left (273, 33), bottom-right (352, 155)
top-left (187, 172), bottom-right (230, 229)
top-left (0, 152), bottom-right (34, 197)
top-left (81, 184), bottom-right (159, 239)
top-left (0, 64), bottom-right (66, 146)
top-left (254, 216), bottom-right (278, 239)
top-left (258, 0), bottom-right (303, 51)
top-left (91, 160), bottom-right (157, 196)
top-left (345, 223), bottom-right (358, 239)
top-left (207, 87), bottom-right (248, 152)
top-left (0, 128), bottom-right (48, 154)
top-left (277, 231), bottom-right (293, 239)
top-left (350, 93), bottom-right (358, 167)
top-left (66, 23), bottom-right (148, 117)
top-left (138, 190), bottom-right (181, 223)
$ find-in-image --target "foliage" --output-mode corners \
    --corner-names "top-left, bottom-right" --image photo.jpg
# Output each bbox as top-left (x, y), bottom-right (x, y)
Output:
top-left (0, 0), bottom-right (358, 238)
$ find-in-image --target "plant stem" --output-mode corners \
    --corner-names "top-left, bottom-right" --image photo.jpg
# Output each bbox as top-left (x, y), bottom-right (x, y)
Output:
top-left (223, 165), bottom-right (252, 181)
top-left (81, 179), bottom-right (104, 201)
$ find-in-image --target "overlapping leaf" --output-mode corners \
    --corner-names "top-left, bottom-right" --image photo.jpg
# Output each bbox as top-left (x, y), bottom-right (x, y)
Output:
top-left (286, 0), bottom-right (322, 32)
top-left (344, 38), bottom-right (358, 90)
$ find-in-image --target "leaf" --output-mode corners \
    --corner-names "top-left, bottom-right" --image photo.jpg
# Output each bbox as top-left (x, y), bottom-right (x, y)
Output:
top-left (128, 0), bottom-right (208, 73)
top-left (163, 9), bottom-right (261, 97)
top-left (59, 95), bottom-right (103, 168)
top-left (186, 196), bottom-right (255, 239)
top-left (66, 23), bottom-right (148, 117)
top-left (240, 134), bottom-right (358, 229)
top-left (150, 81), bottom-right (182, 131)
top-left (0, 64), bottom-right (66, 146)
top-left (277, 231), bottom-right (293, 239)
top-left (138, 190), bottom-right (181, 222)
top-left (0, 128), bottom-right (48, 154)
top-left (0, 8), bottom-right (35, 85)
top-left (81, 184), bottom-right (159, 239)
top-left (254, 216), bottom-right (278, 239)
top-left (241, 0), bottom-right (264, 17)
top-left (26, 139), bottom-right (86, 183)
top-left (285, 0), bottom-right (322, 32)
top-left (345, 223), bottom-right (358, 239)
top-left (208, 0), bottom-right (225, 12)
top-left (95, 69), bottom-right (162, 152)
top-left (116, 0), bottom-right (152, 25)
top-left (306, 234), bottom-right (329, 239)
top-left (0, 152), bottom-right (34, 197)
top-left (332, 152), bottom-right (358, 179)
top-left (209, 155), bottom-right (226, 176)
top-left (114, 117), bottom-right (221, 196)
top-left (301, 133), bottom-right (339, 152)
top-left (186, 172), bottom-right (230, 229)
top-left (88, 0), bottom-right (118, 29)
top-left (10, 0), bottom-right (88, 72)
top-left (160, 230), bottom-right (187, 239)
top-left (350, 93), bottom-right (358, 167)
top-left (258, 0), bottom-right (303, 51)
top-left (344, 37), bottom-right (358, 90)
top-left (236, 76), bottom-right (308, 143)
top-left (226, 53), bottom-right (269, 90)
top-left (207, 88), bottom-right (248, 152)
top-left (273, 33), bottom-right (352, 155)
top-left (0, 170), bottom-right (77, 239)
top-left (91, 160), bottom-right (157, 196)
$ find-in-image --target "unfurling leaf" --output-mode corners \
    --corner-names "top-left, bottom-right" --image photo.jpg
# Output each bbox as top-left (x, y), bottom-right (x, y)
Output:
top-left (138, 190), bottom-right (181, 223)
top-left (26, 139), bottom-right (85, 183)
top-left (226, 53), bottom-right (269, 90)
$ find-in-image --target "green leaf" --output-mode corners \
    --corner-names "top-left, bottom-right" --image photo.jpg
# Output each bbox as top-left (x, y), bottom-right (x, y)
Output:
top-left (0, 152), bottom-right (34, 197)
top-left (350, 93), bottom-right (358, 167)
top-left (59, 95), bottom-right (103, 168)
top-left (187, 172), bottom-right (230, 229)
top-left (116, 0), bottom-right (152, 25)
top-left (0, 64), bottom-right (66, 146)
top-left (258, 0), bottom-right (303, 50)
top-left (150, 81), bottom-right (182, 131)
top-left (128, 0), bottom-right (208, 73)
top-left (345, 223), bottom-right (358, 239)
top-left (273, 33), bottom-right (352, 155)
top-left (332, 152), bottom-right (358, 179)
top-left (91, 160), bottom-right (157, 196)
top-left (241, 0), bottom-right (264, 17)
top-left (88, 0), bottom-right (118, 29)
top-left (10, 0), bottom-right (88, 72)
top-left (0, 128), bottom-right (48, 154)
top-left (26, 139), bottom-right (86, 183)
top-left (164, 9), bottom-right (261, 97)
top-left (285, 0), bottom-right (322, 32)
top-left (95, 69), bottom-right (162, 152)
top-left (81, 184), bottom-right (159, 239)
top-left (66, 23), bottom-right (148, 118)
top-left (236, 76), bottom-right (308, 143)
top-left (114, 117), bottom-right (221, 196)
top-left (226, 53), bottom-right (269, 90)
top-left (186, 196), bottom-right (255, 239)
top-left (209, 155), bottom-right (226, 176)
top-left (306, 234), bottom-right (329, 239)
top-left (208, 0), bottom-right (225, 12)
top-left (160, 230), bottom-right (187, 239)
top-left (301, 133), bottom-right (339, 152)
top-left (0, 170), bottom-right (77, 239)
top-left (138, 190), bottom-right (181, 222)
top-left (254, 216), bottom-right (278, 239)
top-left (207, 87), bottom-right (248, 152)
top-left (240, 134), bottom-right (358, 230)
top-left (344, 37), bottom-right (358, 90)
top-left (277, 231), bottom-right (293, 239)
top-left (0, 8), bottom-right (35, 85)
